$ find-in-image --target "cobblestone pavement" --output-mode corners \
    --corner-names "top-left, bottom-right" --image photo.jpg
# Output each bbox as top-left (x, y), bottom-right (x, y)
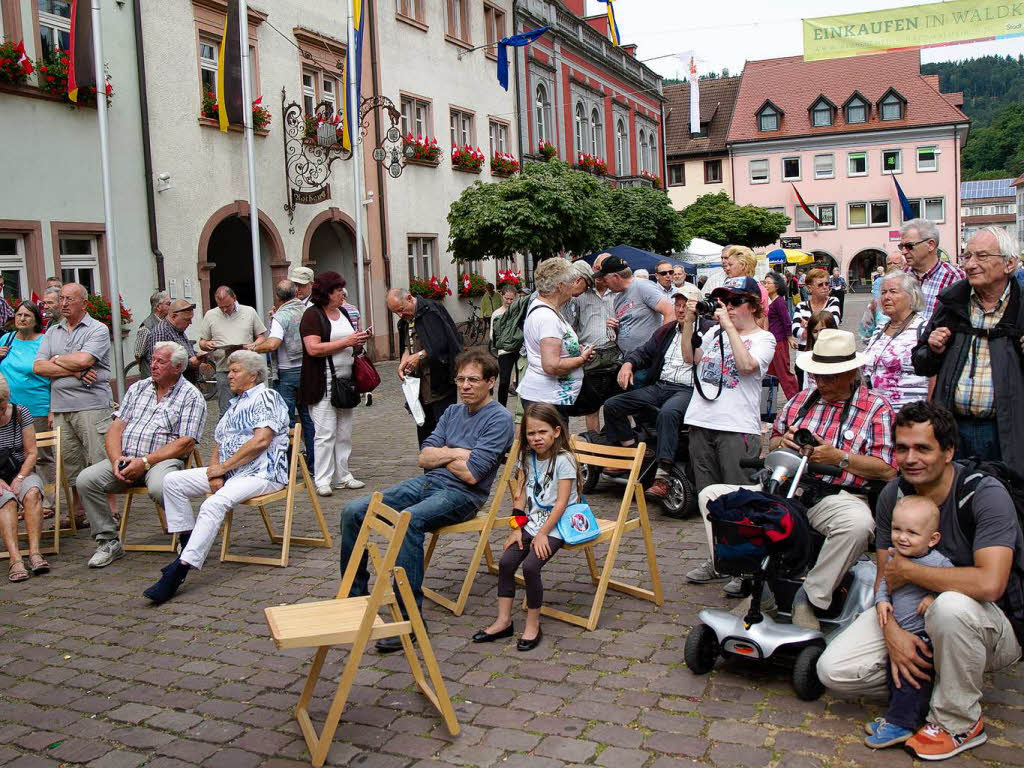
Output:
top-left (1, 293), bottom-right (1021, 768)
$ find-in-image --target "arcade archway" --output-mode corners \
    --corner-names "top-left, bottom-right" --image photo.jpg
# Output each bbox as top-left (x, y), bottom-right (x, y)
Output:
top-left (847, 248), bottom-right (886, 291)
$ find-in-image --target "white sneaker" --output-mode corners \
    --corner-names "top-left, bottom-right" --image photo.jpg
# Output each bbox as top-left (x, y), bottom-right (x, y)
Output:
top-left (685, 559), bottom-right (728, 584)
top-left (723, 577), bottom-right (745, 597)
top-left (333, 476), bottom-right (366, 490)
top-left (316, 485), bottom-right (333, 497)
top-left (88, 538), bottom-right (125, 568)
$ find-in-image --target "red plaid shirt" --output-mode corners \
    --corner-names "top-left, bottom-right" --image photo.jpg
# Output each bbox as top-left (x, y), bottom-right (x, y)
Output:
top-left (908, 260), bottom-right (964, 323)
top-left (772, 386), bottom-right (896, 488)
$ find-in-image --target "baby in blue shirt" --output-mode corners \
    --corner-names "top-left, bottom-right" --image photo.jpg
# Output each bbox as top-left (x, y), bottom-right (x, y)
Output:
top-left (866, 495), bottom-right (953, 749)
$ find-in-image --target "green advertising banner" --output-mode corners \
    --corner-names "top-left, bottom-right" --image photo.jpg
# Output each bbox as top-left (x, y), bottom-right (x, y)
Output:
top-left (804, 0), bottom-right (1024, 61)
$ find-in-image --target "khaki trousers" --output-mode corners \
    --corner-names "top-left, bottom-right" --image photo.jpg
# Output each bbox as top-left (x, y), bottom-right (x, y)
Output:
top-left (817, 591), bottom-right (1021, 733)
top-left (55, 408), bottom-right (112, 486)
top-left (698, 484), bottom-right (874, 609)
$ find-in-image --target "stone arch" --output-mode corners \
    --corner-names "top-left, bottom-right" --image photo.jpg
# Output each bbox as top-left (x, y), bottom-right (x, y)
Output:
top-left (847, 248), bottom-right (887, 291)
top-left (196, 201), bottom-right (288, 311)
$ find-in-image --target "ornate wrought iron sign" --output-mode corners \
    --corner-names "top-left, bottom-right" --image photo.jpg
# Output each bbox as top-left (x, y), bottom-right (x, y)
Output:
top-left (281, 87), bottom-right (351, 227)
top-left (359, 95), bottom-right (415, 179)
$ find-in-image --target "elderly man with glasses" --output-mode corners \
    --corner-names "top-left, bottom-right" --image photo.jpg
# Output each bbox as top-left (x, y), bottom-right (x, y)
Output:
top-left (898, 217), bottom-right (965, 323)
top-left (913, 226), bottom-right (1024, 465)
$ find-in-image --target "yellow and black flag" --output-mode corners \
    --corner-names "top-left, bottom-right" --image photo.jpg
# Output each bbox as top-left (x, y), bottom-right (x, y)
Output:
top-left (217, 1), bottom-right (244, 131)
top-left (67, 0), bottom-right (96, 103)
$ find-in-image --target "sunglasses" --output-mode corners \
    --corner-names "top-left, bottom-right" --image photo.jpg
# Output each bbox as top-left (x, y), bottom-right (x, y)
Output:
top-left (656, 270), bottom-right (673, 276)
top-left (721, 296), bottom-right (749, 307)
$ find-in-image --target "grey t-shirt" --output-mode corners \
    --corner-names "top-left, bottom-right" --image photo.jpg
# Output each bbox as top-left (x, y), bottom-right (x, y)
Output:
top-left (875, 548), bottom-right (953, 635)
top-left (35, 314), bottom-right (113, 413)
top-left (613, 279), bottom-right (667, 355)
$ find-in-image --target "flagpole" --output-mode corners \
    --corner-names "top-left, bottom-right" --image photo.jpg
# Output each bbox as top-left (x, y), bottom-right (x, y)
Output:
top-left (238, 0), bottom-right (265, 318)
top-left (89, 0), bottom-right (125, 396)
top-left (347, 0), bottom-right (366, 322)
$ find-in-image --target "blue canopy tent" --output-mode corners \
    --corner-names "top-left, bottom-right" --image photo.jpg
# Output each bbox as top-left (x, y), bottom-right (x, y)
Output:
top-left (580, 244), bottom-right (696, 275)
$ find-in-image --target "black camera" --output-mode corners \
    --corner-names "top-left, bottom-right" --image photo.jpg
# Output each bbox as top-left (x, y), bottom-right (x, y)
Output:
top-left (694, 299), bottom-right (718, 317)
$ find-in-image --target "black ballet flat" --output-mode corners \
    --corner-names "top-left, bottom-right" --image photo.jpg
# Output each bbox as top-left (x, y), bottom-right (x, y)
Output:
top-left (516, 628), bottom-right (542, 652)
top-left (472, 623), bottom-right (514, 643)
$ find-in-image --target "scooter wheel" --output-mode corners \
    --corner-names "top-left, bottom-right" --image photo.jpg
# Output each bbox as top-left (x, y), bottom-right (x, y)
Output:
top-left (661, 466), bottom-right (697, 519)
top-left (792, 644), bottom-right (825, 701)
top-left (579, 461), bottom-right (602, 494)
top-left (684, 624), bottom-right (720, 675)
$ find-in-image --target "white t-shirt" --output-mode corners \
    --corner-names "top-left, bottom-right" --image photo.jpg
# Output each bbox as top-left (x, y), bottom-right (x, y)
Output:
top-left (684, 327), bottom-right (776, 435)
top-left (518, 451), bottom-right (580, 538)
top-left (323, 311), bottom-right (355, 378)
top-left (518, 303), bottom-right (583, 406)
top-left (268, 318), bottom-right (300, 371)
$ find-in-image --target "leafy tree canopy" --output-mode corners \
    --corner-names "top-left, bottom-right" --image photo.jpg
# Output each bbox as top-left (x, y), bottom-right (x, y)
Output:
top-left (679, 192), bottom-right (790, 248)
top-left (447, 161), bottom-right (687, 262)
top-left (959, 100), bottom-right (1024, 180)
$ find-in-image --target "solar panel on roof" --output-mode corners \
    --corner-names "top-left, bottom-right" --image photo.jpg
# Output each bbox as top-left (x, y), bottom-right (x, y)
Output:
top-left (961, 179), bottom-right (1015, 199)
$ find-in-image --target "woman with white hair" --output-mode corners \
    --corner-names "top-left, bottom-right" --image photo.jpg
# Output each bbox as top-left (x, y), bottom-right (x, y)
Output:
top-left (518, 257), bottom-right (595, 411)
top-left (144, 349), bottom-right (290, 604)
top-left (862, 271), bottom-right (929, 410)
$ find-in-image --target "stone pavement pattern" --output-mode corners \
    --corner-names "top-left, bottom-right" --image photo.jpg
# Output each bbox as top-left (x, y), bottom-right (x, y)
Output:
top-left (1, 293), bottom-right (1022, 768)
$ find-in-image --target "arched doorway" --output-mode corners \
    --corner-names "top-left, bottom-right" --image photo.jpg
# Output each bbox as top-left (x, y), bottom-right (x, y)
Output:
top-left (848, 248), bottom-right (886, 292)
top-left (811, 250), bottom-right (837, 273)
top-left (197, 201), bottom-right (288, 312)
top-left (303, 207), bottom-right (358, 291)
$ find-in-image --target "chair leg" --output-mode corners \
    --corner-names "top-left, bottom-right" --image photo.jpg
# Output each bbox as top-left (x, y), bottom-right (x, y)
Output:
top-left (297, 454), bottom-right (332, 548)
top-left (219, 509), bottom-right (233, 562)
top-left (452, 518), bottom-right (498, 616)
top-left (279, 498), bottom-right (294, 568)
top-left (584, 547), bottom-right (601, 584)
top-left (308, 631), bottom-right (373, 767)
top-left (119, 492), bottom-right (132, 545)
top-left (483, 540), bottom-right (498, 574)
top-left (258, 505), bottom-right (278, 543)
top-left (394, 569), bottom-right (460, 736)
top-left (635, 485), bottom-right (663, 605)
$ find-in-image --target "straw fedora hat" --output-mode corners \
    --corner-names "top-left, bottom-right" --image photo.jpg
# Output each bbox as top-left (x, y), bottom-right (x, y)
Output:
top-left (796, 329), bottom-right (868, 375)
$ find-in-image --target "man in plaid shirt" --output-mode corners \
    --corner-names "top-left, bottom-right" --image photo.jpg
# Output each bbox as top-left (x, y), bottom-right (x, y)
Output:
top-left (900, 218), bottom-right (965, 323)
top-left (76, 341), bottom-right (208, 569)
top-left (696, 330), bottom-right (897, 630)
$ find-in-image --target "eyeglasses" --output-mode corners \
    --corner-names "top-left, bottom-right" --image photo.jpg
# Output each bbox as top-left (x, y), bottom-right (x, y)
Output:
top-left (656, 270), bottom-right (673, 276)
top-left (455, 376), bottom-right (486, 385)
top-left (958, 251), bottom-right (1003, 265)
top-left (722, 296), bottom-right (749, 307)
top-left (897, 238), bottom-right (928, 252)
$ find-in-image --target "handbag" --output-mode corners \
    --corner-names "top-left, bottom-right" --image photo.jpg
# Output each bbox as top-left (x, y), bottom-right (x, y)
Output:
top-left (556, 497), bottom-right (600, 545)
top-left (320, 308), bottom-right (361, 409)
top-left (352, 353), bottom-right (381, 393)
top-left (0, 406), bottom-right (23, 483)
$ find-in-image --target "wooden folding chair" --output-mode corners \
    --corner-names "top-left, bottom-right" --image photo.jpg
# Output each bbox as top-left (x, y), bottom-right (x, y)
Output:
top-left (118, 447), bottom-right (202, 552)
top-left (0, 428), bottom-right (70, 559)
top-left (219, 424), bottom-right (332, 567)
top-left (264, 493), bottom-right (459, 768)
top-left (421, 438), bottom-right (519, 615)
top-left (523, 438), bottom-right (663, 631)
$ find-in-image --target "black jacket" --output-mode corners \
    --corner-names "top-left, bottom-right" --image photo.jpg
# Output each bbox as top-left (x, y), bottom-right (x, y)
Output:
top-left (397, 298), bottom-right (463, 399)
top-left (625, 321), bottom-right (686, 384)
top-left (912, 278), bottom-right (1024, 467)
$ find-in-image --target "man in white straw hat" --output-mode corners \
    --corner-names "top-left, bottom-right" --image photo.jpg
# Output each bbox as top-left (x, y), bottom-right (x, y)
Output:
top-left (691, 329), bottom-right (898, 630)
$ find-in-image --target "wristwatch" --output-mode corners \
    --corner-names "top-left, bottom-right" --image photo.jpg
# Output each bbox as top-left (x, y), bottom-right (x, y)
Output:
top-left (142, 457), bottom-right (152, 471)
top-left (839, 452), bottom-right (850, 469)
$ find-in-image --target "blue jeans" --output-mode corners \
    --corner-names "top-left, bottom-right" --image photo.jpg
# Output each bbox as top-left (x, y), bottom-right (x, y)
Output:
top-left (340, 475), bottom-right (480, 614)
top-left (955, 417), bottom-right (1001, 462)
top-left (274, 367), bottom-right (316, 473)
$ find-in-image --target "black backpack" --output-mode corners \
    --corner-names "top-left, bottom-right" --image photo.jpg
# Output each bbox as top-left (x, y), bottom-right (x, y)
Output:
top-left (899, 458), bottom-right (1024, 645)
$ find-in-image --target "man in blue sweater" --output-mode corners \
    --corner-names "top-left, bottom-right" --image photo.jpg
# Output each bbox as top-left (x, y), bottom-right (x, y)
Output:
top-left (340, 348), bottom-right (514, 652)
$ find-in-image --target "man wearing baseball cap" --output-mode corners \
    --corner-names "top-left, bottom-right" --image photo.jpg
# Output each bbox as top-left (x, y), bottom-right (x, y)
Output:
top-left (690, 329), bottom-right (898, 630)
top-left (143, 299), bottom-right (204, 386)
top-left (599, 255), bottom-right (674, 361)
top-left (288, 266), bottom-right (314, 306)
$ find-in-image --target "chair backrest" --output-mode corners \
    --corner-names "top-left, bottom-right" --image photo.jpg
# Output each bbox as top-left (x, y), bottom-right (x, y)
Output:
top-left (35, 428), bottom-right (59, 451)
top-left (569, 437), bottom-right (646, 525)
top-left (337, 493), bottom-right (411, 604)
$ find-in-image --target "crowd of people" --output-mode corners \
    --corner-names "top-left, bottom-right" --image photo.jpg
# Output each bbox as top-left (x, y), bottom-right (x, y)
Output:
top-left (0, 216), bottom-right (1021, 764)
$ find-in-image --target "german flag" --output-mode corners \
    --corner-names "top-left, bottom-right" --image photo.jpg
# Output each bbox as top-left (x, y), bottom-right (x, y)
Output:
top-left (66, 0), bottom-right (95, 103)
top-left (217, 1), bottom-right (244, 132)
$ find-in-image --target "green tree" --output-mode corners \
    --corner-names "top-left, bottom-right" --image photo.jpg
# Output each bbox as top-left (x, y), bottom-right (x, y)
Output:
top-left (447, 160), bottom-right (612, 263)
top-left (603, 185), bottom-right (688, 254)
top-left (679, 192), bottom-right (790, 248)
top-left (959, 100), bottom-right (1024, 180)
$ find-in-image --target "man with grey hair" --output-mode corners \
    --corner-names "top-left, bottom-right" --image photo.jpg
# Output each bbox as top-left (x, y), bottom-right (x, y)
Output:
top-left (134, 290), bottom-right (172, 378)
top-left (288, 265), bottom-right (314, 306)
top-left (899, 217), bottom-right (964, 322)
top-left (198, 286), bottom-right (266, 416)
top-left (146, 349), bottom-right (290, 603)
top-left (40, 287), bottom-right (60, 330)
top-left (77, 341), bottom-right (208, 567)
top-left (914, 226), bottom-right (1024, 464)
top-left (33, 282), bottom-right (114, 519)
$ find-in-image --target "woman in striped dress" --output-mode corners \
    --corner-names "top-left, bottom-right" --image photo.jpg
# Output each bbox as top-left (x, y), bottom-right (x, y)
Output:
top-left (791, 268), bottom-right (842, 388)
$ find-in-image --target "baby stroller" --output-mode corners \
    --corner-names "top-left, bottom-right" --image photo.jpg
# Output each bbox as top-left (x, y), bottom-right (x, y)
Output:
top-left (684, 429), bottom-right (876, 700)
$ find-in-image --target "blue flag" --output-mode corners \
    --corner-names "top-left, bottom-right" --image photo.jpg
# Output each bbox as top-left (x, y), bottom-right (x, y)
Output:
top-left (893, 175), bottom-right (915, 221)
top-left (497, 26), bottom-right (550, 91)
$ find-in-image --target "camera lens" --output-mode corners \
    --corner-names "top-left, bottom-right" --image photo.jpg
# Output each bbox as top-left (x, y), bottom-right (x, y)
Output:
top-left (695, 299), bottom-right (717, 316)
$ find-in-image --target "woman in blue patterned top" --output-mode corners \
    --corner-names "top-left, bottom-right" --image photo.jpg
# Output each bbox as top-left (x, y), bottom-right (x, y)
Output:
top-left (144, 350), bottom-right (290, 604)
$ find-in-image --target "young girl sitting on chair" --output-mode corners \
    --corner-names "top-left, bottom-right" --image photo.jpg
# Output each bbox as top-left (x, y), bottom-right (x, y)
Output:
top-left (472, 403), bottom-right (580, 651)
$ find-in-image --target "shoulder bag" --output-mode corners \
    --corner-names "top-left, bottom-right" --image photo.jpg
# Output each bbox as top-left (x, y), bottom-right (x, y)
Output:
top-left (0, 406), bottom-right (23, 483)
top-left (319, 308), bottom-right (360, 409)
top-left (556, 497), bottom-right (600, 545)
top-left (352, 353), bottom-right (380, 394)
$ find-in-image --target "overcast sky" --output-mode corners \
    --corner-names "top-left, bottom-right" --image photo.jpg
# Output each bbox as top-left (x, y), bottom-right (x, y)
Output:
top-left (583, 0), bottom-right (1024, 80)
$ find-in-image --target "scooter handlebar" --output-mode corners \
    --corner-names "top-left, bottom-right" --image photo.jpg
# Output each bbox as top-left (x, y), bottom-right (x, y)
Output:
top-left (739, 458), bottom-right (843, 477)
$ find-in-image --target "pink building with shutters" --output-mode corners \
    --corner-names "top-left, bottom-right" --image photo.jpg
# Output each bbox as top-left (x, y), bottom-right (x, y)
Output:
top-left (728, 51), bottom-right (969, 287)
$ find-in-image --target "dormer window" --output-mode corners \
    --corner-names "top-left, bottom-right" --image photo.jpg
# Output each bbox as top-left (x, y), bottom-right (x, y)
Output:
top-left (844, 93), bottom-right (869, 124)
top-left (879, 89), bottom-right (906, 121)
top-left (809, 96), bottom-right (835, 128)
top-left (757, 100), bottom-right (782, 132)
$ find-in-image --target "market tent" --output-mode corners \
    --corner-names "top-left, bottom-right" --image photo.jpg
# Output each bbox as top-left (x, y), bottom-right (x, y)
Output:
top-left (677, 237), bottom-right (724, 266)
top-left (581, 244), bottom-right (696, 275)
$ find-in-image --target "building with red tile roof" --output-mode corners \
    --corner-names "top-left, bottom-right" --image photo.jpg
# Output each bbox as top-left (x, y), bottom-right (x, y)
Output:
top-left (664, 76), bottom-right (740, 209)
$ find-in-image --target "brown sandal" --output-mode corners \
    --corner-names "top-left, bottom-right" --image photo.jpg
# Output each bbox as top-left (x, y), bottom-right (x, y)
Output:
top-left (28, 553), bottom-right (49, 574)
top-left (8, 560), bottom-right (29, 583)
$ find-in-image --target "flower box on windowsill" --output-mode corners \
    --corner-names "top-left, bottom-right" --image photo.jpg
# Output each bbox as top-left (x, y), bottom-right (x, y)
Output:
top-left (491, 168), bottom-right (515, 177)
top-left (405, 156), bottom-right (441, 168)
top-left (453, 164), bottom-right (483, 174)
top-left (0, 80), bottom-right (70, 104)
top-left (197, 116), bottom-right (270, 137)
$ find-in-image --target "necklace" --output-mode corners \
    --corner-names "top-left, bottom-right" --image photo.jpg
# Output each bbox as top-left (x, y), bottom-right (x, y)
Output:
top-left (867, 312), bottom-right (918, 382)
